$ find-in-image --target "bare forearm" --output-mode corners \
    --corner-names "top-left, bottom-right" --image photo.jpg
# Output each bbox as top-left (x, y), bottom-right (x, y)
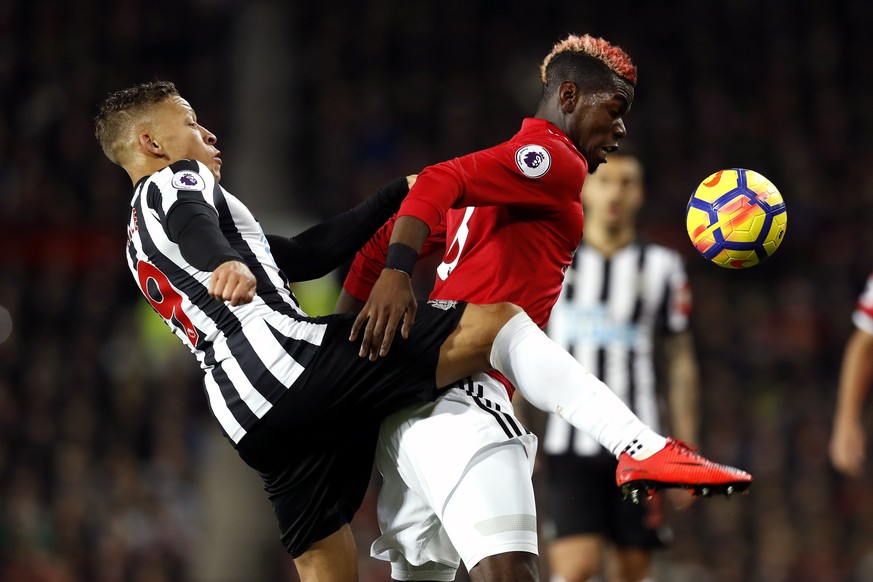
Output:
top-left (389, 215), bottom-right (431, 254)
top-left (669, 380), bottom-right (699, 444)
top-left (666, 332), bottom-right (700, 444)
top-left (335, 288), bottom-right (366, 314)
top-left (350, 215), bottom-right (430, 359)
top-left (830, 328), bottom-right (873, 477)
top-left (834, 329), bottom-right (873, 423)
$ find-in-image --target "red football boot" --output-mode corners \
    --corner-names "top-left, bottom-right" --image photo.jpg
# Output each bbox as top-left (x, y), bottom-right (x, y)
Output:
top-left (616, 438), bottom-right (752, 503)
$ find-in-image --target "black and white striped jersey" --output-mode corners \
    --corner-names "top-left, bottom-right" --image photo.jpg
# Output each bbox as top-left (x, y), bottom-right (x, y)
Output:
top-left (125, 159), bottom-right (327, 444)
top-left (543, 240), bottom-right (692, 456)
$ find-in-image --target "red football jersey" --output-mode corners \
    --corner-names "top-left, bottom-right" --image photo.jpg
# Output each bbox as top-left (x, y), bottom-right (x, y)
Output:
top-left (344, 216), bottom-right (447, 303)
top-left (401, 117), bottom-right (587, 327)
top-left (344, 118), bottom-right (589, 394)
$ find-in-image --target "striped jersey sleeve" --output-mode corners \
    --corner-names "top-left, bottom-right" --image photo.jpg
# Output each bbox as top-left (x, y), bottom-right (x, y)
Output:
top-left (154, 160), bottom-right (220, 220)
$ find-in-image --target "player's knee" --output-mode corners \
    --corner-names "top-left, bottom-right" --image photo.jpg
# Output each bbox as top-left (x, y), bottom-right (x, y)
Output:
top-left (294, 526), bottom-right (358, 582)
top-left (549, 538), bottom-right (602, 582)
top-left (474, 301), bottom-right (524, 338)
top-left (437, 302), bottom-right (526, 386)
top-left (469, 552), bottom-right (538, 582)
top-left (458, 302), bottom-right (523, 347)
top-left (492, 301), bottom-right (524, 323)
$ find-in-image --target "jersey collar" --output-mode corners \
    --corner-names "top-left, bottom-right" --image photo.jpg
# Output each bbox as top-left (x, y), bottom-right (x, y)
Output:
top-left (520, 118), bottom-right (585, 162)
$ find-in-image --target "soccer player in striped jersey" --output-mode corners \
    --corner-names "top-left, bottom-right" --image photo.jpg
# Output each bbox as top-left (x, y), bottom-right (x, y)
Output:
top-left (830, 273), bottom-right (873, 477)
top-left (94, 81), bottom-right (503, 581)
top-left (339, 35), bottom-right (749, 582)
top-left (94, 80), bottom-right (745, 582)
top-left (542, 149), bottom-right (699, 582)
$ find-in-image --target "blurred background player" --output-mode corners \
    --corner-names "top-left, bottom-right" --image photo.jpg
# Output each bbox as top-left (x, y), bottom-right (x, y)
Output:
top-left (539, 148), bottom-right (700, 582)
top-left (829, 272), bottom-right (873, 478)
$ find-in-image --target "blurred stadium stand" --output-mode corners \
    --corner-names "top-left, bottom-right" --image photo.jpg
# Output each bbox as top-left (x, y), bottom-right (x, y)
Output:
top-left (2, 1), bottom-right (873, 580)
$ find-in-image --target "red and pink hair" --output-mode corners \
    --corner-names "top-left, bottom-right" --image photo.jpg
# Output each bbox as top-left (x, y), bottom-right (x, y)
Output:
top-left (540, 34), bottom-right (637, 86)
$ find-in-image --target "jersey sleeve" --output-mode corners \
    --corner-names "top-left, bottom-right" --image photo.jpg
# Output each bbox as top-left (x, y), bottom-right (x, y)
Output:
top-left (660, 251), bottom-right (693, 334)
top-left (148, 160), bottom-right (243, 272)
top-left (168, 202), bottom-right (244, 271)
top-left (153, 159), bottom-right (220, 217)
top-left (147, 159), bottom-right (222, 239)
top-left (397, 140), bottom-right (583, 234)
top-left (852, 273), bottom-right (873, 335)
top-left (343, 214), bottom-right (448, 302)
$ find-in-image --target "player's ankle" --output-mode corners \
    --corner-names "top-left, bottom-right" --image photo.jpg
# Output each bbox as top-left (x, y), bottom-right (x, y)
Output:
top-left (620, 429), bottom-right (667, 460)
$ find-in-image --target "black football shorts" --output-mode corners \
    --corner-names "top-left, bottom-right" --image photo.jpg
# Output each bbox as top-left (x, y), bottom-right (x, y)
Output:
top-left (235, 300), bottom-right (467, 557)
top-left (547, 451), bottom-right (669, 548)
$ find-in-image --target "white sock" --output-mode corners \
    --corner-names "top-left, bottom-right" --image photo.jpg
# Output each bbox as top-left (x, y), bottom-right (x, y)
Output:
top-left (490, 312), bottom-right (666, 459)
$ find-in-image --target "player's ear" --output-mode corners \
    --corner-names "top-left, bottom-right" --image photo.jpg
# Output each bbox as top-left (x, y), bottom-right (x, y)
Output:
top-left (138, 132), bottom-right (163, 156)
top-left (558, 81), bottom-right (579, 114)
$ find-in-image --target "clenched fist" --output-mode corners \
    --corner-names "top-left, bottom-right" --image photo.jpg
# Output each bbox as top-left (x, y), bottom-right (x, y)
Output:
top-left (209, 260), bottom-right (257, 306)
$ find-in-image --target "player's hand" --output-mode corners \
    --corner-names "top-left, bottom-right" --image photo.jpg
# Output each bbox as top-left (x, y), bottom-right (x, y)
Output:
top-left (829, 418), bottom-right (866, 477)
top-left (209, 260), bottom-right (257, 306)
top-left (349, 269), bottom-right (417, 360)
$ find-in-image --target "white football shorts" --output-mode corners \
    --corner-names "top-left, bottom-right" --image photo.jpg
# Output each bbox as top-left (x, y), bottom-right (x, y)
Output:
top-left (371, 373), bottom-right (539, 580)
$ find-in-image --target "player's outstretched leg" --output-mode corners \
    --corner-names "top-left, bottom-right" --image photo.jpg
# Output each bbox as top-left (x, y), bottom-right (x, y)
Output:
top-left (616, 437), bottom-right (751, 503)
top-left (435, 305), bottom-right (752, 499)
top-left (481, 310), bottom-right (752, 500)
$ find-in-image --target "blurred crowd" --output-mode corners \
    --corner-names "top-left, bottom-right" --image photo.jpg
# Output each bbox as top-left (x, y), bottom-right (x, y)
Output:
top-left (2, 1), bottom-right (873, 581)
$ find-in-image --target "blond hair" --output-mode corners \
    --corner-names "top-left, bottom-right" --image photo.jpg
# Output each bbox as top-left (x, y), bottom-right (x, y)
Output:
top-left (94, 81), bottom-right (179, 165)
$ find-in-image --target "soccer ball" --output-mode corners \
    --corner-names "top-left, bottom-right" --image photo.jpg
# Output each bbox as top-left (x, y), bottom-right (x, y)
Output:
top-left (686, 168), bottom-right (787, 268)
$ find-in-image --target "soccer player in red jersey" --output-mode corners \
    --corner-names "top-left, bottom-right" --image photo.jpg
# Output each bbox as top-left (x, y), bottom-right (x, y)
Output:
top-left (342, 35), bottom-right (751, 582)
